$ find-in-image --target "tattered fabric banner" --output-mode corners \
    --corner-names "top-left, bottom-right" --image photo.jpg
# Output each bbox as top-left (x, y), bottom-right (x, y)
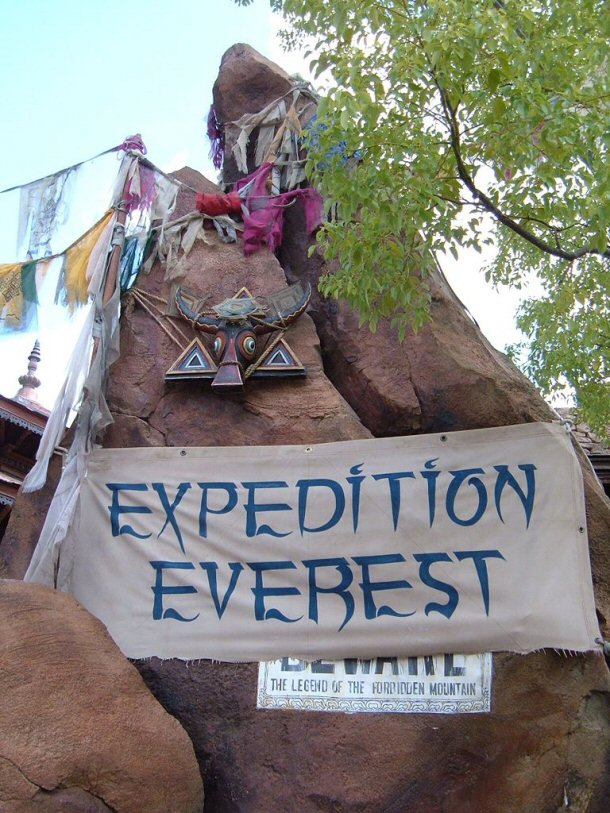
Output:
top-left (207, 105), bottom-right (225, 170)
top-left (22, 150), bottom-right (134, 497)
top-left (226, 83), bottom-right (318, 187)
top-left (232, 162), bottom-right (322, 256)
top-left (0, 209), bottom-right (115, 329)
top-left (17, 168), bottom-right (75, 259)
top-left (0, 260), bottom-right (39, 330)
top-left (1, 135), bottom-right (147, 195)
top-left (55, 210), bottom-right (114, 310)
top-left (44, 422), bottom-right (600, 662)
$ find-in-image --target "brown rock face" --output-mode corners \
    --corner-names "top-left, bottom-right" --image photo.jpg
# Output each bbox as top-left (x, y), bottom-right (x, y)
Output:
top-left (212, 43), bottom-right (293, 184)
top-left (0, 579), bottom-right (203, 813)
top-left (5, 787), bottom-right (113, 813)
top-left (137, 653), bottom-right (610, 813)
top-left (213, 43), bottom-right (292, 123)
top-left (278, 202), bottom-right (554, 437)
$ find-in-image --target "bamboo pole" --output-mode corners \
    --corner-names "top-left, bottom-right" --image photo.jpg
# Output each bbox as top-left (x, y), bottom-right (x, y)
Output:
top-left (89, 151), bottom-right (134, 362)
top-left (102, 154), bottom-right (132, 305)
top-left (102, 208), bottom-right (127, 305)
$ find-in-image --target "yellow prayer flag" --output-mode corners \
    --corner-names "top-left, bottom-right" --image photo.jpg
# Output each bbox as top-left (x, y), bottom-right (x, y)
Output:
top-left (63, 211), bottom-right (114, 310)
top-left (0, 262), bottom-right (22, 281)
top-left (0, 263), bottom-right (23, 326)
top-left (5, 291), bottom-right (24, 326)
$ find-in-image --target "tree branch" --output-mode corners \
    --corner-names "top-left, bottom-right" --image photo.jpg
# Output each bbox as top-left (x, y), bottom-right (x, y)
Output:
top-left (437, 84), bottom-right (610, 261)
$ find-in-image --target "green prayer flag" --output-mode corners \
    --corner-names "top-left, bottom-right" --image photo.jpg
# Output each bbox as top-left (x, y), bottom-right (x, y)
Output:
top-left (21, 261), bottom-right (38, 304)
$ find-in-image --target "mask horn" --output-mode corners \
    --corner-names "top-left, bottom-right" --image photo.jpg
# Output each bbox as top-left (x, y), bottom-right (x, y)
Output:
top-left (175, 288), bottom-right (220, 335)
top-left (253, 282), bottom-right (312, 336)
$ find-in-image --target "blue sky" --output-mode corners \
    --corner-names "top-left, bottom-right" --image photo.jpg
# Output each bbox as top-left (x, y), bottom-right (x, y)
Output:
top-left (0, 0), bottom-right (526, 408)
top-left (0, 0), bottom-right (278, 189)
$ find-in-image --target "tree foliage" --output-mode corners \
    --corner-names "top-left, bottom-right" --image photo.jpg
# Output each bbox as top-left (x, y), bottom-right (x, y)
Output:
top-left (240, 1), bottom-right (610, 433)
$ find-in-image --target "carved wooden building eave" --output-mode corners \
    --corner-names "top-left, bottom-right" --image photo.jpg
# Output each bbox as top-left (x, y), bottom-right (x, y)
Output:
top-left (0, 393), bottom-right (48, 436)
top-left (554, 407), bottom-right (610, 498)
top-left (0, 392), bottom-right (48, 494)
top-left (589, 452), bottom-right (610, 495)
top-left (0, 341), bottom-right (50, 538)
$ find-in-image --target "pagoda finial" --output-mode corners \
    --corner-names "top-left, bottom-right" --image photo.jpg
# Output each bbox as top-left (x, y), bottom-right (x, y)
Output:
top-left (15, 340), bottom-right (42, 402)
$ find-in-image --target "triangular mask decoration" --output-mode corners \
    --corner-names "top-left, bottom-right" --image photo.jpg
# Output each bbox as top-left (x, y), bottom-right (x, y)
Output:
top-left (169, 281), bottom-right (311, 390)
top-left (185, 348), bottom-right (209, 368)
top-left (249, 336), bottom-right (306, 378)
top-left (165, 338), bottom-right (217, 380)
top-left (267, 346), bottom-right (293, 366)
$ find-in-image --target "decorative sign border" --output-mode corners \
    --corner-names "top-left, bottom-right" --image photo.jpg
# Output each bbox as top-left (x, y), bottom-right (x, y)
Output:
top-left (257, 654), bottom-right (492, 714)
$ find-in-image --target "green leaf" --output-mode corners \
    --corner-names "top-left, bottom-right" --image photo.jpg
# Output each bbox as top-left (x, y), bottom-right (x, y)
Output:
top-left (491, 97), bottom-right (506, 119)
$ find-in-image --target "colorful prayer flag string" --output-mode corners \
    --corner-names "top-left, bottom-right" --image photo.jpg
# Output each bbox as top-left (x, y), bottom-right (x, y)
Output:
top-left (0, 209), bottom-right (116, 330)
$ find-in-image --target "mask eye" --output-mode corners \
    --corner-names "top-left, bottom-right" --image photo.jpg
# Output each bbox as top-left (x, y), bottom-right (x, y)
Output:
top-left (240, 334), bottom-right (257, 358)
top-left (213, 335), bottom-right (224, 356)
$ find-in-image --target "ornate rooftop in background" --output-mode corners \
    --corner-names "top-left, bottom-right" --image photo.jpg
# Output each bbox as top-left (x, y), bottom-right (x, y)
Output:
top-left (0, 341), bottom-right (49, 540)
top-left (554, 406), bottom-right (610, 498)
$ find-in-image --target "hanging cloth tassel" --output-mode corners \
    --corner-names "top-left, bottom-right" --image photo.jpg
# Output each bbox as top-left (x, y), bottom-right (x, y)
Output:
top-left (24, 230), bottom-right (123, 583)
top-left (119, 234), bottom-right (148, 292)
top-left (234, 163), bottom-right (323, 255)
top-left (86, 213), bottom-right (116, 298)
top-left (123, 162), bottom-right (157, 215)
top-left (149, 170), bottom-right (179, 230)
top-left (22, 303), bottom-right (96, 493)
top-left (207, 105), bottom-right (225, 170)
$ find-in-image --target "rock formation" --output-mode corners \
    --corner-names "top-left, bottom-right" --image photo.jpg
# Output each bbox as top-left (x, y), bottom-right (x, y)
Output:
top-left (0, 579), bottom-right (203, 813)
top-left (1, 42), bottom-right (609, 813)
top-left (212, 44), bottom-right (294, 185)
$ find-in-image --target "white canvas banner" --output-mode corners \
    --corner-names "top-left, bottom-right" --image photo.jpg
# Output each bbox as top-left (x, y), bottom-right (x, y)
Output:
top-left (65, 423), bottom-right (600, 661)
